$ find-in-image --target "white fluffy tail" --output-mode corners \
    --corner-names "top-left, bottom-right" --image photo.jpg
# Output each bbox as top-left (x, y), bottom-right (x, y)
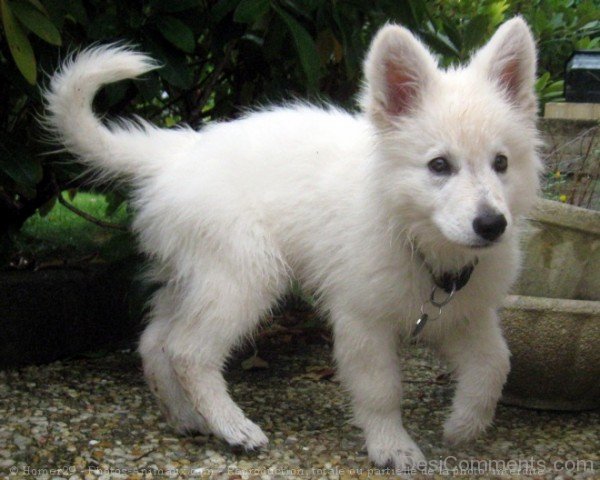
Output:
top-left (44, 45), bottom-right (160, 177)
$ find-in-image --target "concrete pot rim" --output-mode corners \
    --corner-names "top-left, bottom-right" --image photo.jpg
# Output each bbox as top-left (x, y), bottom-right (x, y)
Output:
top-left (503, 294), bottom-right (600, 315)
top-left (528, 199), bottom-right (600, 235)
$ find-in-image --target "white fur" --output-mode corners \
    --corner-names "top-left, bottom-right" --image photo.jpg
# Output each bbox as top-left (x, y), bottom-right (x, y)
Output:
top-left (44, 18), bottom-right (541, 471)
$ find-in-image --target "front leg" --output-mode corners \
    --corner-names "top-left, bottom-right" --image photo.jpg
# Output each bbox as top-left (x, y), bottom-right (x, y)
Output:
top-left (331, 310), bottom-right (425, 471)
top-left (437, 309), bottom-right (510, 445)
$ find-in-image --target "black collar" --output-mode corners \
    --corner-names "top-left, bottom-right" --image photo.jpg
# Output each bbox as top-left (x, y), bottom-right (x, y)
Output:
top-left (420, 255), bottom-right (478, 294)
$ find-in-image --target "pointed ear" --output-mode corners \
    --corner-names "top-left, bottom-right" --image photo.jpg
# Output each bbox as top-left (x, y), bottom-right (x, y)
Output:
top-left (470, 17), bottom-right (537, 116)
top-left (362, 24), bottom-right (438, 127)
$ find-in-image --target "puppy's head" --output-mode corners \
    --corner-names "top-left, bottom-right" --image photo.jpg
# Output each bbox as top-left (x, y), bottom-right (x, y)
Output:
top-left (362, 18), bottom-right (542, 253)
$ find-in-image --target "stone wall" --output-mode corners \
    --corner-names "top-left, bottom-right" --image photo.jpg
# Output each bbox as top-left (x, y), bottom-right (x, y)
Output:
top-left (539, 119), bottom-right (599, 210)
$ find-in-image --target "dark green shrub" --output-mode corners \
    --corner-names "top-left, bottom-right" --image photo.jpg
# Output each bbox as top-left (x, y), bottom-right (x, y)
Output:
top-left (0, 0), bottom-right (596, 248)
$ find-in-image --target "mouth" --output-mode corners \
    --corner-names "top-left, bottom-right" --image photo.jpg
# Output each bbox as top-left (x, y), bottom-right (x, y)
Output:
top-left (438, 236), bottom-right (498, 252)
top-left (468, 240), bottom-right (496, 249)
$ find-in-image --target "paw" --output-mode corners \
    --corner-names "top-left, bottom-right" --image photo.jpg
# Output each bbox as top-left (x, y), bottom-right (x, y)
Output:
top-left (156, 399), bottom-right (211, 436)
top-left (212, 414), bottom-right (269, 451)
top-left (169, 411), bottom-right (211, 436)
top-left (443, 408), bottom-right (492, 446)
top-left (367, 431), bottom-right (426, 473)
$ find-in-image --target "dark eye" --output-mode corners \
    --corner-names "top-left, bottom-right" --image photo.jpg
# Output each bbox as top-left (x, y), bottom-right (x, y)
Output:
top-left (428, 157), bottom-right (452, 175)
top-left (493, 154), bottom-right (508, 173)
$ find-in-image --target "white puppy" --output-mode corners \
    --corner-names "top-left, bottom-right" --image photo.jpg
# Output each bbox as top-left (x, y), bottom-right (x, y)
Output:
top-left (45, 17), bottom-right (541, 471)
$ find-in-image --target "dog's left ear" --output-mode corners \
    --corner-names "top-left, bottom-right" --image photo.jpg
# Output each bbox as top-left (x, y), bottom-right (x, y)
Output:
top-left (471, 17), bottom-right (537, 116)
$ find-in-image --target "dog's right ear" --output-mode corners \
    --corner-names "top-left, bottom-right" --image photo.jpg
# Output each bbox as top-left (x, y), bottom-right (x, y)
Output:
top-left (361, 25), bottom-right (438, 128)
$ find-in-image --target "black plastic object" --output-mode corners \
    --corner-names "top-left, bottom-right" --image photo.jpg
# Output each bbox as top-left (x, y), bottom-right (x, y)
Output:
top-left (565, 51), bottom-right (600, 103)
top-left (0, 257), bottom-right (144, 367)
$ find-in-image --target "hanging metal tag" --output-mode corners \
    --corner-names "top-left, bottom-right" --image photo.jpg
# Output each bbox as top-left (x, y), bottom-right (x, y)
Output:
top-left (412, 284), bottom-right (457, 338)
top-left (412, 313), bottom-right (429, 338)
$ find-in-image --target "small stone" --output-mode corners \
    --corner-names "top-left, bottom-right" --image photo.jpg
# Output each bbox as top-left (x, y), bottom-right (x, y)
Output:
top-left (237, 460), bottom-right (253, 470)
top-left (13, 433), bottom-right (31, 449)
top-left (92, 450), bottom-right (104, 460)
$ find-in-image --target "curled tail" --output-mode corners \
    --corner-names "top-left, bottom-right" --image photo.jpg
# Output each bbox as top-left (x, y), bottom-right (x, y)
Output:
top-left (44, 45), bottom-right (161, 177)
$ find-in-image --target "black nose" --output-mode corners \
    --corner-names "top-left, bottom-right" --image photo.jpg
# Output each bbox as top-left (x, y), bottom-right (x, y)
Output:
top-left (473, 211), bottom-right (507, 242)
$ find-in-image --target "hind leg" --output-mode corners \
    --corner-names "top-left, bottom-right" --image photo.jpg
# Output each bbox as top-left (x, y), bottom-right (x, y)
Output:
top-left (139, 285), bottom-right (210, 435)
top-left (164, 252), bottom-right (286, 449)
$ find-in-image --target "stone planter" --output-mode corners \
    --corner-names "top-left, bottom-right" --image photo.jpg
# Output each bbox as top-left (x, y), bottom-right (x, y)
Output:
top-left (501, 295), bottom-right (600, 411)
top-left (501, 199), bottom-right (600, 410)
top-left (514, 199), bottom-right (599, 301)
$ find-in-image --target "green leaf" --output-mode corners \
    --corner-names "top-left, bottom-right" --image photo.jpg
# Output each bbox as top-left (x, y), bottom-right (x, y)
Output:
top-left (273, 5), bottom-right (320, 92)
top-left (546, 79), bottom-right (564, 94)
top-left (388, 0), bottom-right (427, 30)
top-left (11, 0), bottom-right (62, 46)
top-left (234, 0), bottom-right (270, 24)
top-left (210, 0), bottom-right (240, 23)
top-left (103, 81), bottom-right (128, 108)
top-left (0, 0), bottom-right (36, 84)
top-left (136, 72), bottom-right (162, 102)
top-left (156, 16), bottom-right (195, 53)
top-left (0, 136), bottom-right (43, 188)
top-left (104, 191), bottom-right (126, 217)
top-left (441, 16), bottom-right (462, 54)
top-left (486, 0), bottom-right (509, 27)
top-left (150, 0), bottom-right (202, 12)
top-left (86, 10), bottom-right (118, 39)
top-left (63, 0), bottom-right (87, 25)
top-left (145, 37), bottom-right (193, 89)
top-left (420, 28), bottom-right (460, 60)
top-left (463, 14), bottom-right (491, 52)
top-left (26, 0), bottom-right (47, 14)
top-left (535, 72), bottom-right (550, 91)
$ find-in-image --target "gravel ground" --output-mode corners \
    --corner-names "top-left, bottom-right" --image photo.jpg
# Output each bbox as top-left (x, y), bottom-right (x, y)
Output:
top-left (0, 317), bottom-right (598, 480)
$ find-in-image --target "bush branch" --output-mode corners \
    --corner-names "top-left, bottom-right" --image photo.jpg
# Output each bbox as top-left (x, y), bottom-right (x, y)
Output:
top-left (57, 194), bottom-right (128, 231)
